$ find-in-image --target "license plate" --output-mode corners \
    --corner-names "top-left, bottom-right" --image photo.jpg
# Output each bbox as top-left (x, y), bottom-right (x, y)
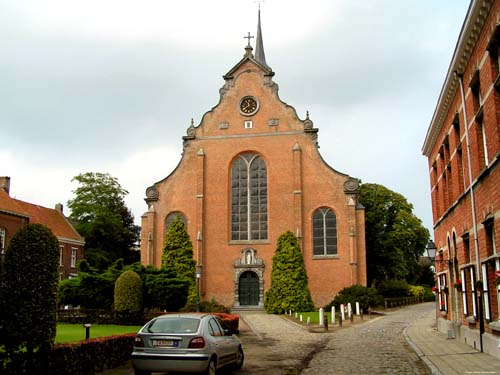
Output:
top-left (153, 339), bottom-right (178, 347)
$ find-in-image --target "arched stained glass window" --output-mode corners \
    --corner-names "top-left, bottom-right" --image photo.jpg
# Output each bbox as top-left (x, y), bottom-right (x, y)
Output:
top-left (231, 153), bottom-right (268, 241)
top-left (165, 212), bottom-right (187, 233)
top-left (312, 208), bottom-right (337, 256)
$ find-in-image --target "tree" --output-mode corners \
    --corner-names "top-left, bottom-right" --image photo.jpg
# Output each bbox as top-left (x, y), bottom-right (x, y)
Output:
top-left (1, 224), bottom-right (60, 373)
top-left (325, 285), bottom-right (383, 312)
top-left (359, 183), bottom-right (430, 286)
top-left (68, 172), bottom-right (140, 269)
top-left (161, 216), bottom-right (197, 306)
top-left (264, 231), bottom-right (314, 314)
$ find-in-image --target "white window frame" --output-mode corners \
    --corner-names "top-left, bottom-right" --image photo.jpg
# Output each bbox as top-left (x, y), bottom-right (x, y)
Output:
top-left (71, 247), bottom-right (77, 268)
top-left (480, 121), bottom-right (489, 167)
top-left (59, 245), bottom-right (64, 266)
top-left (0, 227), bottom-right (5, 253)
top-left (482, 263), bottom-right (491, 321)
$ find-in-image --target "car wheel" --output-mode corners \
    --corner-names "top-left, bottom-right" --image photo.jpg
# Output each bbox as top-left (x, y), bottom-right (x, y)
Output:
top-left (206, 357), bottom-right (217, 375)
top-left (233, 346), bottom-right (244, 370)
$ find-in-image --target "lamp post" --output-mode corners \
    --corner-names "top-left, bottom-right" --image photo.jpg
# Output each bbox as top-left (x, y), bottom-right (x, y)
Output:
top-left (425, 240), bottom-right (438, 327)
top-left (196, 266), bottom-right (202, 312)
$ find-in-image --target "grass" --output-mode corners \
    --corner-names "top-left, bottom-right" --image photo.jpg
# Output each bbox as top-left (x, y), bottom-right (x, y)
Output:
top-left (292, 311), bottom-right (335, 324)
top-left (55, 324), bottom-right (142, 343)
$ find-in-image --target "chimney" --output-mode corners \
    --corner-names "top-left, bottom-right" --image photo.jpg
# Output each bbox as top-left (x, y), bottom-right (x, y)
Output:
top-left (0, 176), bottom-right (11, 195)
top-left (55, 203), bottom-right (63, 214)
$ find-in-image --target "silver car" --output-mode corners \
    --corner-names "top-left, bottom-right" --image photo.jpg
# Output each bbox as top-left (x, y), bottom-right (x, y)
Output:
top-left (132, 313), bottom-right (244, 375)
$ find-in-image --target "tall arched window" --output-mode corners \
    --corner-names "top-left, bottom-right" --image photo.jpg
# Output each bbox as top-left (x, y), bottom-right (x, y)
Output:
top-left (312, 208), bottom-right (337, 256)
top-left (231, 153), bottom-right (268, 241)
top-left (165, 211), bottom-right (187, 234)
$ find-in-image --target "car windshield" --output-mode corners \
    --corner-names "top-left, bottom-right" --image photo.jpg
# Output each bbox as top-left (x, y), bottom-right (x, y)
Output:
top-left (147, 317), bottom-right (200, 334)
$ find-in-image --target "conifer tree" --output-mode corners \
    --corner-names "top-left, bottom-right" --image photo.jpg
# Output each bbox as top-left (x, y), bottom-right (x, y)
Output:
top-left (264, 231), bottom-right (314, 313)
top-left (161, 216), bottom-right (197, 306)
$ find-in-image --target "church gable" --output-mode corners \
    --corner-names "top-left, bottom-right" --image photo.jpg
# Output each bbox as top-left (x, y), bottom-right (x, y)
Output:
top-left (141, 10), bottom-right (366, 308)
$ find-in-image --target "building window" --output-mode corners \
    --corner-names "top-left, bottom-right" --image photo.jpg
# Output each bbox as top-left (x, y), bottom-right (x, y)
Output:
top-left (231, 153), bottom-right (268, 241)
top-left (461, 268), bottom-right (468, 316)
top-left (485, 219), bottom-right (496, 257)
top-left (71, 247), bottom-right (77, 268)
top-left (462, 233), bottom-right (470, 263)
top-left (480, 120), bottom-right (489, 167)
top-left (59, 245), bottom-right (64, 266)
top-left (0, 227), bottom-right (5, 254)
top-left (165, 212), bottom-right (187, 234)
top-left (312, 207), bottom-right (338, 256)
top-left (482, 263), bottom-right (491, 321)
top-left (438, 274), bottom-right (448, 312)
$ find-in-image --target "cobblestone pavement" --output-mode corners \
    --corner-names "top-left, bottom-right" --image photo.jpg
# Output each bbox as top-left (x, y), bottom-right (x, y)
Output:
top-left (301, 303), bottom-right (433, 375)
top-left (234, 313), bottom-right (328, 375)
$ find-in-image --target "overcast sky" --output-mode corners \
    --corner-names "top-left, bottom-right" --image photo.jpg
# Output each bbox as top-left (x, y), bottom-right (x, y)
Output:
top-left (1, 0), bottom-right (470, 232)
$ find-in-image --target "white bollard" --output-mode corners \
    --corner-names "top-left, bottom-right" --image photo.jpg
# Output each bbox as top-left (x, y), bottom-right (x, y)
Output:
top-left (289, 309), bottom-right (292, 316)
top-left (307, 316), bottom-right (311, 325)
top-left (331, 306), bottom-right (336, 324)
top-left (295, 312), bottom-right (298, 318)
top-left (356, 302), bottom-right (360, 316)
top-left (319, 308), bottom-right (324, 326)
top-left (300, 314), bottom-right (303, 322)
top-left (347, 303), bottom-right (352, 318)
top-left (340, 304), bottom-right (345, 321)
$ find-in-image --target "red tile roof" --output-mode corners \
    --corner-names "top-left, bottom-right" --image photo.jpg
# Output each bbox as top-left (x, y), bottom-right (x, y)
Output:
top-left (0, 189), bottom-right (83, 243)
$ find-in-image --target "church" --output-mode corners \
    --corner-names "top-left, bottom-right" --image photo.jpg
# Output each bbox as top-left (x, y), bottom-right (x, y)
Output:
top-left (140, 12), bottom-right (366, 308)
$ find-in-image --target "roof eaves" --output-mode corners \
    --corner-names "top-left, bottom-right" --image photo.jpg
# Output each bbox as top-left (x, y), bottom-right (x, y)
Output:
top-left (422, 0), bottom-right (492, 157)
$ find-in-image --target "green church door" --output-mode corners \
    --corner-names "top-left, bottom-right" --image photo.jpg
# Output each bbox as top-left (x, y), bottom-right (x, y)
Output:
top-left (239, 271), bottom-right (259, 306)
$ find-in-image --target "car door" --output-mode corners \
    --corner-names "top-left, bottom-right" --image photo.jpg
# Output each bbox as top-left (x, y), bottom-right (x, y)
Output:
top-left (208, 317), bottom-right (233, 366)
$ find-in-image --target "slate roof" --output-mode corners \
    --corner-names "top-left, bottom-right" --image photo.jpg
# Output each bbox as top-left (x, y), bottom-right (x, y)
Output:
top-left (0, 189), bottom-right (84, 243)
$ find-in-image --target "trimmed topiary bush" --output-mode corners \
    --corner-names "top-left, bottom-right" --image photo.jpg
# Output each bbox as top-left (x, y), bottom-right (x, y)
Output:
top-left (324, 285), bottom-right (383, 312)
top-left (264, 231), bottom-right (314, 314)
top-left (161, 216), bottom-right (197, 307)
top-left (114, 270), bottom-right (143, 324)
top-left (1, 224), bottom-right (60, 373)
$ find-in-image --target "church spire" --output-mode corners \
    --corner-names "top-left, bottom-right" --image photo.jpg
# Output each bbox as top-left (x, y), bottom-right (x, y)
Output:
top-left (254, 8), bottom-right (268, 67)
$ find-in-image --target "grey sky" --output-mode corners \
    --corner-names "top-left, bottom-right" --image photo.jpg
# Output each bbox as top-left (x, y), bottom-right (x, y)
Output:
top-left (1, 0), bottom-right (470, 231)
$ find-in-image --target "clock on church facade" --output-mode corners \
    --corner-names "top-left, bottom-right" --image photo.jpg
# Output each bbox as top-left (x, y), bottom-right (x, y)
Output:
top-left (140, 12), bottom-right (367, 309)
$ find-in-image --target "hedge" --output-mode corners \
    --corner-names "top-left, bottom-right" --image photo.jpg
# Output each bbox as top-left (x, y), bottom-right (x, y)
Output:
top-left (47, 333), bottom-right (135, 374)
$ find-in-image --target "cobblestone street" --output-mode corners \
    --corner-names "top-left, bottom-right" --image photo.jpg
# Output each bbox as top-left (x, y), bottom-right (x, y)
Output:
top-left (301, 303), bottom-right (432, 374)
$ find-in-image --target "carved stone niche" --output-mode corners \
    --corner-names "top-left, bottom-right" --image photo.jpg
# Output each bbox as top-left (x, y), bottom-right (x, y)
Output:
top-left (233, 248), bottom-right (265, 308)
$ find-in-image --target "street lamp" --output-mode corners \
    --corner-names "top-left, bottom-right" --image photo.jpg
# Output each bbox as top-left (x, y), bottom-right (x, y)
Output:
top-left (196, 266), bottom-right (202, 312)
top-left (425, 240), bottom-right (438, 327)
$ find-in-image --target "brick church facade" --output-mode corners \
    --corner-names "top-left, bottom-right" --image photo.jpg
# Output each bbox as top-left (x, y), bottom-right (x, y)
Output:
top-left (141, 13), bottom-right (366, 308)
top-left (423, 0), bottom-right (500, 358)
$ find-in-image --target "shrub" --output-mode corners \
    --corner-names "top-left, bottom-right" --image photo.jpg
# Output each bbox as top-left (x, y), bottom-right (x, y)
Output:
top-left (114, 270), bottom-right (143, 324)
top-left (144, 269), bottom-right (190, 312)
top-left (376, 279), bottom-right (410, 298)
top-left (1, 224), bottom-right (60, 372)
top-left (265, 231), bottom-right (314, 314)
top-left (45, 333), bottom-right (135, 374)
top-left (324, 285), bottom-right (383, 312)
top-left (408, 285), bottom-right (425, 298)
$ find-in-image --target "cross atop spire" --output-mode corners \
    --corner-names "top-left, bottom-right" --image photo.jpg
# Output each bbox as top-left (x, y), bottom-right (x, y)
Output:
top-left (254, 7), bottom-right (268, 67)
top-left (244, 32), bottom-right (255, 48)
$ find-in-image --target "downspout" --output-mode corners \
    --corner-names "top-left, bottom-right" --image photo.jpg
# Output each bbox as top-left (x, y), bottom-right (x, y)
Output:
top-left (455, 71), bottom-right (483, 351)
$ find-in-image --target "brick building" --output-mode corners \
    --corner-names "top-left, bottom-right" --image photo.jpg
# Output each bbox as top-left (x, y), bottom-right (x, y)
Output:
top-left (141, 12), bottom-right (366, 308)
top-left (0, 177), bottom-right (84, 279)
top-left (423, 0), bottom-right (500, 357)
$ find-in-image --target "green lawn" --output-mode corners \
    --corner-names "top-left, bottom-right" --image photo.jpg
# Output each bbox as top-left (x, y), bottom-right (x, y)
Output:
top-left (56, 324), bottom-right (142, 343)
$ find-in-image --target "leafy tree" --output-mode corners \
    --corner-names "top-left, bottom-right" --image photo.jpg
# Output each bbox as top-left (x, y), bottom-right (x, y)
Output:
top-left (325, 285), bottom-right (383, 312)
top-left (264, 231), bottom-right (314, 314)
top-left (377, 279), bottom-right (410, 298)
top-left (359, 183), bottom-right (430, 286)
top-left (161, 216), bottom-right (197, 306)
top-left (67, 172), bottom-right (140, 269)
top-left (1, 224), bottom-right (60, 372)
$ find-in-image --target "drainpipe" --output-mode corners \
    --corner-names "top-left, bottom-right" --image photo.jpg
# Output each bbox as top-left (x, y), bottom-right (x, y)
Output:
top-left (455, 71), bottom-right (483, 351)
